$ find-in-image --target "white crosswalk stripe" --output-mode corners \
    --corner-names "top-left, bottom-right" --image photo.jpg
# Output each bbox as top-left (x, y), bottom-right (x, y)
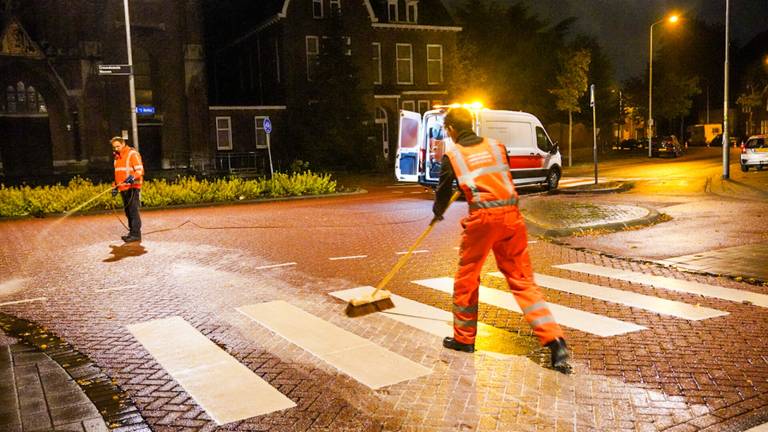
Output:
top-left (554, 263), bottom-right (768, 308)
top-left (237, 301), bottom-right (431, 389)
top-left (487, 272), bottom-right (729, 321)
top-left (412, 277), bottom-right (646, 337)
top-left (329, 286), bottom-right (531, 358)
top-left (127, 316), bottom-right (296, 424)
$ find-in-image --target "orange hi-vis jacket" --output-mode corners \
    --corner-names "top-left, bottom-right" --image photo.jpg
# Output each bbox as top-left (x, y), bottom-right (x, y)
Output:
top-left (446, 138), bottom-right (518, 210)
top-left (114, 146), bottom-right (144, 191)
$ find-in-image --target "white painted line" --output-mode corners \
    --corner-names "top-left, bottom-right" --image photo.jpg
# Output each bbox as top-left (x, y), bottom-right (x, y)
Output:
top-left (409, 191), bottom-right (423, 194)
top-left (0, 297), bottom-right (47, 307)
top-left (414, 277), bottom-right (646, 337)
top-left (487, 272), bottom-right (728, 321)
top-left (329, 287), bottom-right (525, 357)
top-left (238, 301), bottom-right (431, 389)
top-left (396, 250), bottom-right (428, 255)
top-left (127, 316), bottom-right (295, 424)
top-left (453, 246), bottom-right (460, 250)
top-left (254, 262), bottom-right (297, 270)
top-left (554, 263), bottom-right (768, 308)
top-left (745, 422), bottom-right (768, 432)
top-left (392, 191), bottom-right (405, 193)
top-left (329, 255), bottom-right (368, 261)
top-left (528, 240), bottom-right (538, 244)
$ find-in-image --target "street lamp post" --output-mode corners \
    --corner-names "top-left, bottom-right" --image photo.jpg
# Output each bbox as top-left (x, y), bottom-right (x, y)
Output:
top-left (722, 0), bottom-right (730, 179)
top-left (648, 14), bottom-right (679, 157)
top-left (123, 0), bottom-right (139, 151)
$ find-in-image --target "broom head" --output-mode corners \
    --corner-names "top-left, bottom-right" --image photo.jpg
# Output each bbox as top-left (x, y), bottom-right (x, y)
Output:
top-left (345, 289), bottom-right (395, 317)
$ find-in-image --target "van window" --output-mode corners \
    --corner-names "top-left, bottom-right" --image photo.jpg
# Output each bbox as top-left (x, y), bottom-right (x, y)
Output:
top-left (485, 121), bottom-right (531, 148)
top-left (536, 126), bottom-right (553, 152)
top-left (399, 116), bottom-right (419, 149)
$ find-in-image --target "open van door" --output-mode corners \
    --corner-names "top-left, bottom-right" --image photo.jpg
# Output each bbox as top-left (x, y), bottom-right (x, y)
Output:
top-left (395, 110), bottom-right (422, 182)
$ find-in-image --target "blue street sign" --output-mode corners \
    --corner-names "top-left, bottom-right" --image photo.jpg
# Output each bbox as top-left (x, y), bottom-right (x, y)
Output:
top-left (136, 106), bottom-right (155, 115)
top-left (263, 117), bottom-right (272, 134)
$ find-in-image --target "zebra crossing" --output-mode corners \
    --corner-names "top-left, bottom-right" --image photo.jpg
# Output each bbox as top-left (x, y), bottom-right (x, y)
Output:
top-left (125, 262), bottom-right (759, 425)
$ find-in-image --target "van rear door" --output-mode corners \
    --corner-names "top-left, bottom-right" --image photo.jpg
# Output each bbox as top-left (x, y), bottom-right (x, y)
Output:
top-left (423, 111), bottom-right (451, 183)
top-left (395, 110), bottom-right (422, 182)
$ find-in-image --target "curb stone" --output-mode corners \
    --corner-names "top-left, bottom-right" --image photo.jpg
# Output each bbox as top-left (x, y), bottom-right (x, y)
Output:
top-left (0, 313), bottom-right (150, 431)
top-left (524, 205), bottom-right (664, 238)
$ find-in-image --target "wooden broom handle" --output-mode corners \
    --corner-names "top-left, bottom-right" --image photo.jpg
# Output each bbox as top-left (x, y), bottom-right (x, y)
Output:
top-left (372, 191), bottom-right (461, 294)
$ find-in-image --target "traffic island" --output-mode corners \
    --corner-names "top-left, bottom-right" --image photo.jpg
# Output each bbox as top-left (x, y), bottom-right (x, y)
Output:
top-left (520, 198), bottom-right (668, 237)
top-left (554, 180), bottom-right (633, 194)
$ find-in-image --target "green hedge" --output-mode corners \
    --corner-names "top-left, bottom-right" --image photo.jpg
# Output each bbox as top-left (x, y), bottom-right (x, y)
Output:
top-left (0, 172), bottom-right (337, 218)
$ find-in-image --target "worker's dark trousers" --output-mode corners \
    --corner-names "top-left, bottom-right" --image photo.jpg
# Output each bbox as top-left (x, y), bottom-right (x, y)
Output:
top-left (120, 189), bottom-right (142, 237)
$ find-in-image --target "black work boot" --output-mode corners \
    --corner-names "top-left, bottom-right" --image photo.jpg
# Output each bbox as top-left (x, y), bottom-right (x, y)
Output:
top-left (546, 337), bottom-right (572, 374)
top-left (123, 234), bottom-right (141, 243)
top-left (443, 337), bottom-right (475, 353)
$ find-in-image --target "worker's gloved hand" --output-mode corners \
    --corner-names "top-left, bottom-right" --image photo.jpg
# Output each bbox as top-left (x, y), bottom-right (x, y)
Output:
top-left (124, 175), bottom-right (135, 184)
top-left (430, 214), bottom-right (444, 225)
top-left (111, 188), bottom-right (118, 197)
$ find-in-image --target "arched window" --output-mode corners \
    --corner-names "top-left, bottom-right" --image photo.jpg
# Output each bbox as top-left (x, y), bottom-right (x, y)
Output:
top-left (1, 82), bottom-right (47, 113)
top-left (6, 85), bottom-right (17, 112)
top-left (27, 85), bottom-right (37, 111)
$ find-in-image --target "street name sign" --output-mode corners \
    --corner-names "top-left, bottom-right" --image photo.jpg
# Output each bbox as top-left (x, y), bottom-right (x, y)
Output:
top-left (98, 64), bottom-right (133, 75)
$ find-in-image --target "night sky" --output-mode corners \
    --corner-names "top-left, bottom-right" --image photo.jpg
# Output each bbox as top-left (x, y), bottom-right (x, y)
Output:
top-left (443, 0), bottom-right (768, 81)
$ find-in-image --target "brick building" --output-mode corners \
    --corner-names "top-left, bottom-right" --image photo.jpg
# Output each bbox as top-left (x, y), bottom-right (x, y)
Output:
top-left (207, 0), bottom-right (460, 169)
top-left (0, 0), bottom-right (208, 178)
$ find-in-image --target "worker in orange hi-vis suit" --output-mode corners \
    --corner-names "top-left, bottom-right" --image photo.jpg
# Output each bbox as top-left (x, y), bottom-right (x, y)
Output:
top-left (111, 136), bottom-right (144, 243)
top-left (432, 107), bottom-right (571, 374)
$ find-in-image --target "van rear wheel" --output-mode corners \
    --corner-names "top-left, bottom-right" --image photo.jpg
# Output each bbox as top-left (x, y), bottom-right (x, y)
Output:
top-left (546, 168), bottom-right (561, 191)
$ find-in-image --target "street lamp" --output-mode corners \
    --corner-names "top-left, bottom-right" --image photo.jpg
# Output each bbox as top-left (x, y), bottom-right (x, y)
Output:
top-left (648, 14), bottom-right (680, 157)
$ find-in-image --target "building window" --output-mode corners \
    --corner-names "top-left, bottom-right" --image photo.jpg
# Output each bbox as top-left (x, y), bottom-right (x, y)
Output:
top-left (216, 117), bottom-right (233, 150)
top-left (306, 36), bottom-right (319, 81)
top-left (2, 81), bottom-right (45, 114)
top-left (427, 44), bottom-right (443, 84)
top-left (254, 116), bottom-right (269, 149)
top-left (406, 1), bottom-right (418, 23)
top-left (313, 0), bottom-right (323, 18)
top-left (330, 0), bottom-right (341, 16)
top-left (396, 44), bottom-right (413, 84)
top-left (372, 42), bottom-right (382, 84)
top-left (388, 0), bottom-right (398, 21)
top-left (761, 119), bottom-right (768, 135)
top-left (134, 48), bottom-right (154, 107)
top-left (402, 100), bottom-right (415, 111)
top-left (418, 100), bottom-right (430, 115)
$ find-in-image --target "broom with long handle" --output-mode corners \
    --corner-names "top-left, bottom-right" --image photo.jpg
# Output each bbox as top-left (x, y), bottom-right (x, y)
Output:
top-left (345, 191), bottom-right (461, 317)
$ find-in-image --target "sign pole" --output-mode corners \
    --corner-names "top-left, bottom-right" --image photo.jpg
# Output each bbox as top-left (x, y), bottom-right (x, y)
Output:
top-left (123, 0), bottom-right (139, 151)
top-left (591, 84), bottom-right (598, 185)
top-left (263, 117), bottom-right (274, 177)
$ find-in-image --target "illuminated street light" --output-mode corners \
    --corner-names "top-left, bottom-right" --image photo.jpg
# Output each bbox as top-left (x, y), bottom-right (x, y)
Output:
top-left (648, 14), bottom-right (680, 157)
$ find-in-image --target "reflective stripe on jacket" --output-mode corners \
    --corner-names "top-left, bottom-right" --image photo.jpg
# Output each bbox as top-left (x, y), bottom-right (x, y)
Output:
top-left (446, 138), bottom-right (518, 210)
top-left (114, 146), bottom-right (144, 190)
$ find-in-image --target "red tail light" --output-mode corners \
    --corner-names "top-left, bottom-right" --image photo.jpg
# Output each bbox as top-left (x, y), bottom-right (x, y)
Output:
top-left (741, 144), bottom-right (746, 154)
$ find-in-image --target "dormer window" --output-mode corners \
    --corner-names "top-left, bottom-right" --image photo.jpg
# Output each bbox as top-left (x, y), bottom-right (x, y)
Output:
top-left (387, 0), bottom-right (398, 22)
top-left (406, 1), bottom-right (418, 23)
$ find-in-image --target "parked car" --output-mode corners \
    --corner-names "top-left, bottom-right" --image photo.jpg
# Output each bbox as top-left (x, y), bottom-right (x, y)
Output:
top-left (740, 135), bottom-right (768, 172)
top-left (651, 135), bottom-right (683, 158)
top-left (709, 133), bottom-right (738, 147)
top-left (616, 138), bottom-right (641, 150)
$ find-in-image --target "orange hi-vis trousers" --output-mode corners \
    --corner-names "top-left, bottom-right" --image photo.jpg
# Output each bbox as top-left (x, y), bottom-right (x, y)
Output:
top-left (452, 206), bottom-right (564, 346)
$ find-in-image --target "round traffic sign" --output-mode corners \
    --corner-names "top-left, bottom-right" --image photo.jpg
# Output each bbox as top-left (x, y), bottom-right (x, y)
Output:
top-left (263, 117), bottom-right (272, 134)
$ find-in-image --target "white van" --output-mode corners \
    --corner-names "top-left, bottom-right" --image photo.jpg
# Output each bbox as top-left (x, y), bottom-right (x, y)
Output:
top-left (395, 108), bottom-right (562, 190)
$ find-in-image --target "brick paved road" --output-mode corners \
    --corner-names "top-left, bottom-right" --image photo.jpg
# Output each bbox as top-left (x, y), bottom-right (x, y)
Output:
top-left (0, 185), bottom-right (767, 431)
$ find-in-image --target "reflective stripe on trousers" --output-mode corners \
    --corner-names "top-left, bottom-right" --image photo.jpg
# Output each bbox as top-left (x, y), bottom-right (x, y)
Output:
top-left (452, 207), bottom-right (563, 346)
